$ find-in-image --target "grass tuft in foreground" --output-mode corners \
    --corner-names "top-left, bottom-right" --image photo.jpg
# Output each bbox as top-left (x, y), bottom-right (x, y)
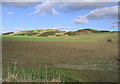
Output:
top-left (2, 64), bottom-right (118, 82)
top-left (2, 65), bottom-right (81, 82)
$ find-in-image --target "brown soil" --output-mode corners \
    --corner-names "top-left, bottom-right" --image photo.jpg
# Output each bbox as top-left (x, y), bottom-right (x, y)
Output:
top-left (2, 41), bottom-right (118, 67)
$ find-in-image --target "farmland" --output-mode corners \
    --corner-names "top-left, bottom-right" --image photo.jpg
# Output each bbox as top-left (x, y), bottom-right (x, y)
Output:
top-left (2, 32), bottom-right (119, 82)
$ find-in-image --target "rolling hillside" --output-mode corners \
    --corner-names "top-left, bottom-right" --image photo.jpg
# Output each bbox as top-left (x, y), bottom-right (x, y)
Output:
top-left (2, 28), bottom-right (116, 37)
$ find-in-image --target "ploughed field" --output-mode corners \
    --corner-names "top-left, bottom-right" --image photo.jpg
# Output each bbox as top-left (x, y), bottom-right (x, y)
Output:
top-left (2, 40), bottom-right (118, 82)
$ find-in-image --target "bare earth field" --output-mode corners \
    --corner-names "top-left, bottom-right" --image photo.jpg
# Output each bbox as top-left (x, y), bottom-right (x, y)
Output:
top-left (2, 41), bottom-right (118, 82)
top-left (2, 41), bottom-right (118, 66)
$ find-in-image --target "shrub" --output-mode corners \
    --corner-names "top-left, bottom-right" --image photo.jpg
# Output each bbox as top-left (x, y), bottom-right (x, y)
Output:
top-left (39, 31), bottom-right (56, 37)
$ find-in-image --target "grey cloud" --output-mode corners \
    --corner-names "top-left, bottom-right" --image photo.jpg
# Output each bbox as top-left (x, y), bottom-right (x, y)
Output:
top-left (3, 2), bottom-right (38, 8)
top-left (2, 0), bottom-right (40, 8)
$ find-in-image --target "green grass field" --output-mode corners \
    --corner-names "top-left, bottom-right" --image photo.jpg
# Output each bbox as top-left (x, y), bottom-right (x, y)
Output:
top-left (1, 32), bottom-right (118, 42)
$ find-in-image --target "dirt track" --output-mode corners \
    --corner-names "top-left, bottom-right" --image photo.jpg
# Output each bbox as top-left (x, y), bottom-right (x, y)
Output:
top-left (2, 41), bottom-right (118, 67)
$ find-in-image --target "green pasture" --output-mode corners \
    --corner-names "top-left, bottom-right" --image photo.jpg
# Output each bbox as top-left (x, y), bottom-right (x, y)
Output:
top-left (1, 32), bottom-right (118, 42)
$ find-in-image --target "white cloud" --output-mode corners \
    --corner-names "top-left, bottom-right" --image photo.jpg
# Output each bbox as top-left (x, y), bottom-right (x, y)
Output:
top-left (2, 1), bottom-right (118, 15)
top-left (7, 11), bottom-right (14, 15)
top-left (34, 2), bottom-right (58, 15)
top-left (74, 6), bottom-right (118, 24)
top-left (15, 28), bottom-right (24, 31)
top-left (74, 16), bottom-right (88, 24)
top-left (33, 2), bottom-right (117, 15)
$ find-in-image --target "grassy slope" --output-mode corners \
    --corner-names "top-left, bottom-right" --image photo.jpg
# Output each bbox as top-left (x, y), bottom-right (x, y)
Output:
top-left (60, 32), bottom-right (118, 42)
top-left (1, 32), bottom-right (118, 42)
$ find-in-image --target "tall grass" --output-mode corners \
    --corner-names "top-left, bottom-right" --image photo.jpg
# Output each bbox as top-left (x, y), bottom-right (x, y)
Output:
top-left (2, 64), bottom-right (81, 82)
top-left (2, 63), bottom-right (118, 82)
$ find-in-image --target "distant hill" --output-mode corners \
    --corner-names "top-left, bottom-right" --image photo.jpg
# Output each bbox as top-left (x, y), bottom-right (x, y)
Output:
top-left (3, 28), bottom-right (112, 37)
top-left (2, 32), bottom-right (14, 35)
top-left (9, 29), bottom-right (66, 37)
top-left (65, 29), bottom-right (111, 36)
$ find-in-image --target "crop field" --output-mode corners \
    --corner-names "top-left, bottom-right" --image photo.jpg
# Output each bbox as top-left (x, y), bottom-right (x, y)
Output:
top-left (2, 33), bottom-right (119, 82)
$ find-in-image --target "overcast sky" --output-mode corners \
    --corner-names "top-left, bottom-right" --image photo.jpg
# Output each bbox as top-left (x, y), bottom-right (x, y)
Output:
top-left (1, 0), bottom-right (119, 33)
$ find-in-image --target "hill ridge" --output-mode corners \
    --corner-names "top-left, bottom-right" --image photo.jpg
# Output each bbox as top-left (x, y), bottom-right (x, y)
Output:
top-left (2, 28), bottom-right (113, 37)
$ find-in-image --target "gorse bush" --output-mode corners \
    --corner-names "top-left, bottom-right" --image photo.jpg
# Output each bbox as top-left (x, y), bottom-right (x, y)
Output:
top-left (39, 31), bottom-right (56, 37)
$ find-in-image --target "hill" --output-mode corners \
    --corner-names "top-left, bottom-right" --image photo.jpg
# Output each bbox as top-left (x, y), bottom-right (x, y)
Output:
top-left (7, 29), bottom-right (66, 37)
top-left (65, 29), bottom-right (111, 36)
top-left (2, 28), bottom-right (114, 37)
